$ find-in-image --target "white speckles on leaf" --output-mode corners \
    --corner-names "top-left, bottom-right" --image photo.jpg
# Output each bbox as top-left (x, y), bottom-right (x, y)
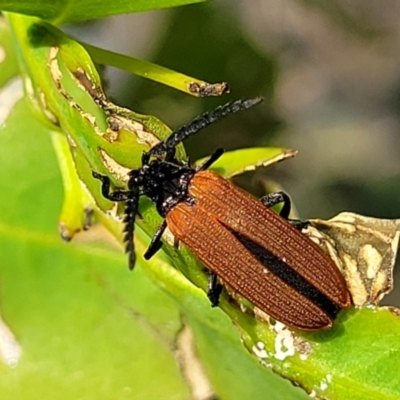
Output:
top-left (318, 374), bottom-right (333, 392)
top-left (273, 322), bottom-right (295, 361)
top-left (252, 341), bottom-right (269, 359)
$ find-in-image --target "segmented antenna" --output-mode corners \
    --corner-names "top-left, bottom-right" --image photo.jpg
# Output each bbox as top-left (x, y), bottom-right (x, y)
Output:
top-left (148, 97), bottom-right (263, 158)
top-left (123, 191), bottom-right (139, 270)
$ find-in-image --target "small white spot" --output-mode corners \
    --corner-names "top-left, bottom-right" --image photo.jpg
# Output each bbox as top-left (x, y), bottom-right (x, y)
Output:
top-left (0, 45), bottom-right (6, 64)
top-left (0, 77), bottom-right (23, 127)
top-left (282, 257), bottom-right (287, 263)
top-left (260, 359), bottom-right (273, 369)
top-left (263, 268), bottom-right (269, 274)
top-left (239, 303), bottom-right (246, 312)
top-left (273, 323), bottom-right (295, 360)
top-left (252, 344), bottom-right (269, 359)
top-left (254, 341), bottom-right (268, 358)
top-left (319, 374), bottom-right (332, 391)
top-left (300, 353), bottom-right (308, 361)
top-left (256, 341), bottom-right (265, 350)
top-left (0, 314), bottom-right (22, 367)
top-left (272, 321), bottom-right (286, 333)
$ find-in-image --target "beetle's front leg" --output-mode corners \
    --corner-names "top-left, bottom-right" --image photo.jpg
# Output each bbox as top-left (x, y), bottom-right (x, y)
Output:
top-left (144, 220), bottom-right (167, 260)
top-left (92, 172), bottom-right (130, 202)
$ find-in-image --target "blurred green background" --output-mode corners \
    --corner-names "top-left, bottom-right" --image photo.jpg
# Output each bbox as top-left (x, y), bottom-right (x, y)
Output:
top-left (69, 0), bottom-right (400, 305)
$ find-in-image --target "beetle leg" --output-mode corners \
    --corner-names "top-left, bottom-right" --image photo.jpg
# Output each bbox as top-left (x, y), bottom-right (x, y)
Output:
top-left (195, 148), bottom-right (224, 172)
top-left (288, 219), bottom-right (309, 231)
top-left (93, 172), bottom-right (140, 269)
top-left (92, 172), bottom-right (131, 201)
top-left (144, 220), bottom-right (167, 260)
top-left (259, 191), bottom-right (292, 219)
top-left (260, 192), bottom-right (309, 231)
top-left (207, 271), bottom-right (223, 307)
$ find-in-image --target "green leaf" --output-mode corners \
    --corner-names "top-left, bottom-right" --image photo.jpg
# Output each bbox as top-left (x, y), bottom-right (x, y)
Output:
top-left (0, 231), bottom-right (192, 399)
top-left (0, 84), bottom-right (310, 399)
top-left (189, 317), bottom-right (308, 400)
top-left (7, 13), bottom-right (168, 174)
top-left (84, 42), bottom-right (228, 97)
top-left (0, 98), bottom-right (190, 398)
top-left (196, 147), bottom-right (298, 178)
top-left (0, 0), bottom-right (208, 25)
top-left (4, 10), bottom-right (400, 400)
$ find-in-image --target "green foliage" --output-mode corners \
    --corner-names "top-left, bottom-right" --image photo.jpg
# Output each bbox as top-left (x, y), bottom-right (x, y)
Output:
top-left (1, 2), bottom-right (400, 400)
top-left (0, 96), bottom-right (308, 399)
top-left (0, 0), bottom-right (208, 25)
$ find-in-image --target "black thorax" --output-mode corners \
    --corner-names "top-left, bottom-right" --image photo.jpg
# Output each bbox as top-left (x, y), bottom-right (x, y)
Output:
top-left (128, 159), bottom-right (196, 217)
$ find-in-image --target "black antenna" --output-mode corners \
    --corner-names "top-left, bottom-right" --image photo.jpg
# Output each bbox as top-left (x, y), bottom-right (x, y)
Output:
top-left (123, 190), bottom-right (139, 270)
top-left (147, 97), bottom-right (263, 160)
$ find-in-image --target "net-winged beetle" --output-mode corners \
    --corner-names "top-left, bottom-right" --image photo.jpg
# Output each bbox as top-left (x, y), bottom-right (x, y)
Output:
top-left (93, 98), bottom-right (351, 331)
